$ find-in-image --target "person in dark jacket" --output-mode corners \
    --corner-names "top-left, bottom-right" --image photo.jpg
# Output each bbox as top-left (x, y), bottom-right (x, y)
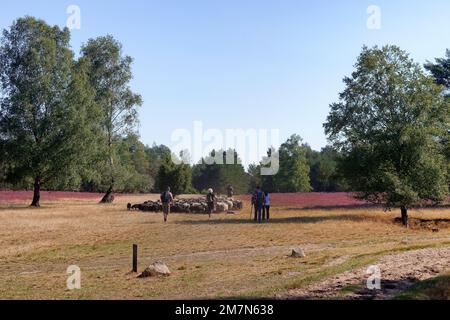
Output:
top-left (160, 187), bottom-right (174, 223)
top-left (206, 188), bottom-right (216, 218)
top-left (227, 185), bottom-right (234, 198)
top-left (253, 186), bottom-right (265, 223)
top-left (251, 189), bottom-right (258, 221)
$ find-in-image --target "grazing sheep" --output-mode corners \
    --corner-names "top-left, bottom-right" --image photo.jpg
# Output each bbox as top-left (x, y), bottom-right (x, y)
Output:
top-left (129, 197), bottom-right (243, 214)
top-left (225, 200), bottom-right (234, 211)
top-left (215, 202), bottom-right (228, 213)
top-left (131, 204), bottom-right (141, 210)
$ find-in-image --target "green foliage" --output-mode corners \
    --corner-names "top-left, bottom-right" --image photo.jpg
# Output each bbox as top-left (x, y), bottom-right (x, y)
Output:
top-left (192, 149), bottom-right (250, 195)
top-left (80, 35), bottom-right (143, 194)
top-left (425, 49), bottom-right (450, 186)
top-left (247, 148), bottom-right (277, 193)
top-left (77, 139), bottom-right (174, 193)
top-left (65, 135), bottom-right (158, 193)
top-left (157, 154), bottom-right (194, 196)
top-left (0, 17), bottom-right (99, 191)
top-left (247, 163), bottom-right (262, 192)
top-left (109, 135), bottom-right (152, 193)
top-left (425, 49), bottom-right (450, 98)
top-left (305, 145), bottom-right (347, 192)
top-left (324, 45), bottom-right (450, 208)
top-left (272, 135), bottom-right (311, 193)
top-left (145, 143), bottom-right (172, 187)
top-left (3, 17), bottom-right (447, 201)
top-left (248, 139), bottom-right (312, 193)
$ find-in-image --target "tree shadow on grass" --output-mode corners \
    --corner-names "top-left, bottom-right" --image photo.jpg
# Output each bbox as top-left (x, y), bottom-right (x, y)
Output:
top-left (178, 214), bottom-right (368, 225)
top-left (0, 205), bottom-right (49, 212)
top-left (220, 274), bottom-right (450, 300)
top-left (395, 217), bottom-right (450, 231)
top-left (280, 278), bottom-right (421, 300)
top-left (284, 204), bottom-right (450, 211)
top-left (283, 204), bottom-right (379, 211)
top-left (0, 201), bottom-right (96, 212)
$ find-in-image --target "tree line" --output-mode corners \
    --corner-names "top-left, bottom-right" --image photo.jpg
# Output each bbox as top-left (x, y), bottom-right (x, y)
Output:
top-left (0, 17), bottom-right (346, 204)
top-left (0, 17), bottom-right (449, 226)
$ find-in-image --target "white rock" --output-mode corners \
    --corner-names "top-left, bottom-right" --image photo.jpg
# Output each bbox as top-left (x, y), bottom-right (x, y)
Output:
top-left (138, 261), bottom-right (171, 278)
top-left (291, 247), bottom-right (306, 258)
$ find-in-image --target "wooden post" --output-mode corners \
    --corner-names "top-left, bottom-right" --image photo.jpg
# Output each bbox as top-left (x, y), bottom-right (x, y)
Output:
top-left (132, 244), bottom-right (138, 273)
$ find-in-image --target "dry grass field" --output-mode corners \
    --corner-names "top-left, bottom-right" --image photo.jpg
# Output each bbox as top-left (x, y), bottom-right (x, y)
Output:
top-left (1, 194), bottom-right (450, 300)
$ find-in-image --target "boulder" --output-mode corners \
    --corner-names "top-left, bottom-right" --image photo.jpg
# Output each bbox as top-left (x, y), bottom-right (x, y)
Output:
top-left (291, 247), bottom-right (306, 258)
top-left (138, 261), bottom-right (171, 278)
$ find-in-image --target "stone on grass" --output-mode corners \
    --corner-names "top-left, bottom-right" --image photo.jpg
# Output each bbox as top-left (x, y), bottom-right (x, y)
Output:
top-left (291, 247), bottom-right (306, 258)
top-left (138, 261), bottom-right (171, 278)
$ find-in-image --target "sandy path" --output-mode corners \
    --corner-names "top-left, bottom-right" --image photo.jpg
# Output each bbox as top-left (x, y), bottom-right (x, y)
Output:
top-left (281, 246), bottom-right (450, 300)
top-left (2, 234), bottom-right (450, 273)
top-left (3, 235), bottom-right (450, 300)
top-left (0, 242), bottom-right (334, 275)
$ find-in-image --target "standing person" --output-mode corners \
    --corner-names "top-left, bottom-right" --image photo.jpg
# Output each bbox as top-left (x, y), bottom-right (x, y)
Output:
top-left (251, 189), bottom-right (258, 221)
top-left (227, 185), bottom-right (234, 199)
top-left (206, 188), bottom-right (216, 218)
top-left (160, 187), bottom-right (174, 223)
top-left (263, 191), bottom-right (270, 221)
top-left (254, 186), bottom-right (265, 223)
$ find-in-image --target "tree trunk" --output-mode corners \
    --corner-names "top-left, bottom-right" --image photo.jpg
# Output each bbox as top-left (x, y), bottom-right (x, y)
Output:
top-left (30, 178), bottom-right (41, 207)
top-left (100, 134), bottom-right (115, 204)
top-left (100, 185), bottom-right (115, 203)
top-left (401, 206), bottom-right (409, 228)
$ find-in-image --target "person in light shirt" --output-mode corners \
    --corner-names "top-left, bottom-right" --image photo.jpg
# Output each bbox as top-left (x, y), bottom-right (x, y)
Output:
top-left (263, 192), bottom-right (270, 221)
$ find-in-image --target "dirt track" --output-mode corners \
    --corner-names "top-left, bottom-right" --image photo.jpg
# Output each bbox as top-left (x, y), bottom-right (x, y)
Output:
top-left (5, 239), bottom-right (450, 300)
top-left (2, 196), bottom-right (450, 299)
top-left (281, 246), bottom-right (450, 299)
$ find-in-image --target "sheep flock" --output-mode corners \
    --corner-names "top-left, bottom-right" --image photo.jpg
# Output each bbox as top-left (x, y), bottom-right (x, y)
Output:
top-left (128, 196), bottom-right (244, 214)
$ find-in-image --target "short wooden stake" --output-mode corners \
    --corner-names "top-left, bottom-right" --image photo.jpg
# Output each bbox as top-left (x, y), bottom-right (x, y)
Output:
top-left (132, 244), bottom-right (138, 273)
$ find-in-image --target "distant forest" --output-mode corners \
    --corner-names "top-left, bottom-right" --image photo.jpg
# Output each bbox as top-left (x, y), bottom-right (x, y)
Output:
top-left (0, 17), bottom-right (348, 197)
top-left (0, 130), bottom-right (347, 195)
top-left (1, 17), bottom-right (449, 215)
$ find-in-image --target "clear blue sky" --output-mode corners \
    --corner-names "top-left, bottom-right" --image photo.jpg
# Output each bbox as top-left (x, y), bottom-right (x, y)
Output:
top-left (2, 0), bottom-right (450, 164)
